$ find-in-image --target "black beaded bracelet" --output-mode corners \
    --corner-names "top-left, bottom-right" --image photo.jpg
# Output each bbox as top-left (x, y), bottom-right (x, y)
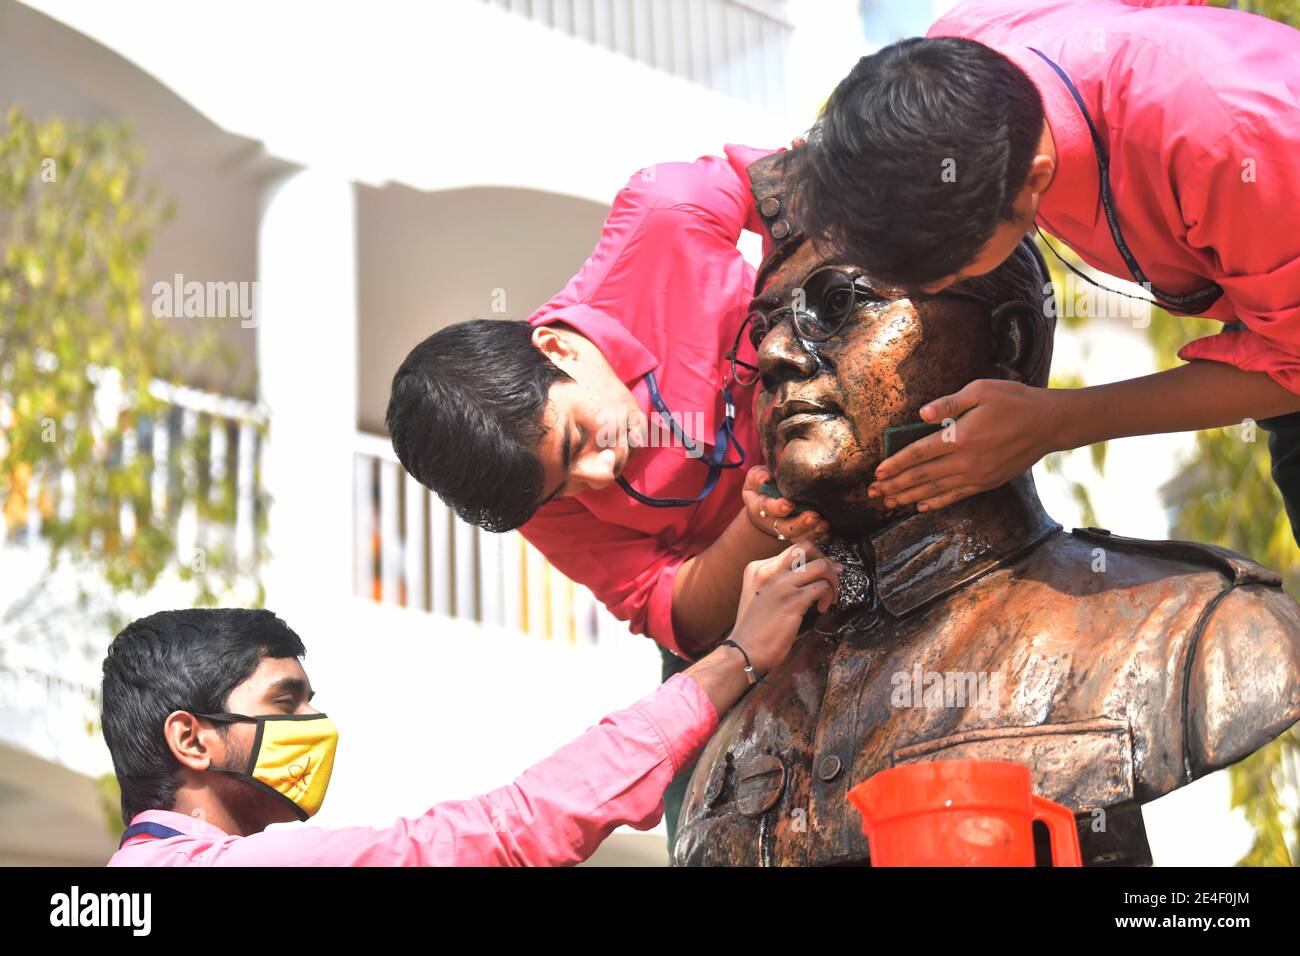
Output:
top-left (720, 639), bottom-right (762, 685)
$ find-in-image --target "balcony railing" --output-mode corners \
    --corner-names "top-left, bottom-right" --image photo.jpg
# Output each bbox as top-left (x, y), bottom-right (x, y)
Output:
top-left (483, 0), bottom-right (791, 110)
top-left (1, 370), bottom-right (265, 578)
top-left (353, 431), bottom-right (632, 646)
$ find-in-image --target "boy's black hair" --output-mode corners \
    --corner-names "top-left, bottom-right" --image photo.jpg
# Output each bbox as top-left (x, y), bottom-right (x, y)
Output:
top-left (793, 36), bottom-right (1044, 286)
top-left (949, 237), bottom-right (1055, 388)
top-left (386, 319), bottom-right (571, 532)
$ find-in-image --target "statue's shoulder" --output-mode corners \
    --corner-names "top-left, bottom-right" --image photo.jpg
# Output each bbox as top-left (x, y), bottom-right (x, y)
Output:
top-left (1066, 526), bottom-right (1283, 588)
top-left (1181, 563), bottom-right (1300, 777)
top-left (1066, 528), bottom-right (1300, 775)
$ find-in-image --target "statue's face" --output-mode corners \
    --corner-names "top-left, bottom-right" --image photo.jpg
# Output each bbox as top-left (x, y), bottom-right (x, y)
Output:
top-left (753, 241), bottom-right (996, 537)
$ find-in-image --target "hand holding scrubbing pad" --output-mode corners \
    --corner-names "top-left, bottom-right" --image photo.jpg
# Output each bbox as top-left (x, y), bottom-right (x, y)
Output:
top-left (882, 421), bottom-right (944, 458)
top-left (757, 480), bottom-right (810, 517)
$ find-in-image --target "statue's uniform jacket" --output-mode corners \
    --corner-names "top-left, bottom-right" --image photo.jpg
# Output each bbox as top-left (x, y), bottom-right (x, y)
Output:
top-left (674, 481), bottom-right (1300, 866)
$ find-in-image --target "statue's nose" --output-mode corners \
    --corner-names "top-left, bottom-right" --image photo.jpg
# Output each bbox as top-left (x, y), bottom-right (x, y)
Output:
top-left (758, 319), bottom-right (818, 383)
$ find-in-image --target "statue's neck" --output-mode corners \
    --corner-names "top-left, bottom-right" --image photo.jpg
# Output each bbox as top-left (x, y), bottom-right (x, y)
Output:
top-left (816, 474), bottom-right (1057, 629)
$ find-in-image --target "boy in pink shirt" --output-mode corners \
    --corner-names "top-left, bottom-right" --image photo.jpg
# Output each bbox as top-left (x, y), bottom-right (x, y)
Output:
top-left (791, 0), bottom-right (1300, 540)
top-left (386, 146), bottom-right (824, 664)
top-left (105, 545), bottom-right (837, 866)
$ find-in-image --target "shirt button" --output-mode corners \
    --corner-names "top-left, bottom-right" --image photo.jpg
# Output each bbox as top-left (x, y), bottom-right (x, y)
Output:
top-left (736, 755), bottom-right (786, 817)
top-left (704, 765), bottom-right (726, 805)
top-left (818, 755), bottom-right (842, 782)
top-left (771, 219), bottom-right (791, 239)
top-left (759, 196), bottom-right (782, 218)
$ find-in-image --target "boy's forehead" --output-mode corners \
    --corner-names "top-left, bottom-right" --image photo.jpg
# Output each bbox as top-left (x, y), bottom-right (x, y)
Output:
top-left (238, 654), bottom-right (311, 695)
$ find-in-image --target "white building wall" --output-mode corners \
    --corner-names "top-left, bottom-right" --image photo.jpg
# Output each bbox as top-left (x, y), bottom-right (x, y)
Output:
top-left (22, 0), bottom-right (797, 203)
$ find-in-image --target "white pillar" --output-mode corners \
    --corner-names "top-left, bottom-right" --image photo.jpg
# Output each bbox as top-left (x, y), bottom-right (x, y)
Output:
top-left (257, 169), bottom-right (357, 628)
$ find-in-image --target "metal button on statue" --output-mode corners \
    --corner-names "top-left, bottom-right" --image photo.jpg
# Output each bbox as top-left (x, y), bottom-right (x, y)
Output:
top-left (818, 755), bottom-right (842, 782)
top-left (736, 755), bottom-right (785, 817)
top-left (704, 762), bottom-right (727, 807)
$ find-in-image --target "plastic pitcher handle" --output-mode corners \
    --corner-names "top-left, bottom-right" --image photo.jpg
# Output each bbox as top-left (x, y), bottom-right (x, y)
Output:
top-left (1031, 795), bottom-right (1083, 867)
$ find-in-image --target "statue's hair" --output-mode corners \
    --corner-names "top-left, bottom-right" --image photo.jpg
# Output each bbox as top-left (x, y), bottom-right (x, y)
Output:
top-left (948, 238), bottom-right (1055, 388)
top-left (950, 237), bottom-right (1052, 324)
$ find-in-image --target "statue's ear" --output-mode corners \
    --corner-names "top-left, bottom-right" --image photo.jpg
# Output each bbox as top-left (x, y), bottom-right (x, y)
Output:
top-left (990, 300), bottom-right (1051, 385)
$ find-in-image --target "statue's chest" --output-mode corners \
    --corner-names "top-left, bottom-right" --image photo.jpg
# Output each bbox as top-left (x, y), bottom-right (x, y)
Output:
top-left (779, 602), bottom-right (1146, 866)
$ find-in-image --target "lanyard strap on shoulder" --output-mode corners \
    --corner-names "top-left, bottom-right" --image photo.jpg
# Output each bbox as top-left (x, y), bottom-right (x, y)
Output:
top-left (616, 371), bottom-right (746, 509)
top-left (1027, 47), bottom-right (1223, 316)
top-left (119, 821), bottom-right (186, 848)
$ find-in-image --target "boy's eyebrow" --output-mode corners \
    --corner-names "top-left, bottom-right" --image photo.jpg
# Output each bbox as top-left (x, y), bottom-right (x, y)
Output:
top-left (266, 676), bottom-right (313, 701)
top-left (538, 413), bottom-right (573, 506)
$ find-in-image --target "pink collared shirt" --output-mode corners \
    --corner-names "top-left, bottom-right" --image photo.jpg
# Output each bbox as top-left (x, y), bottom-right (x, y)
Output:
top-left (107, 673), bottom-right (716, 867)
top-left (520, 145), bottom-right (776, 656)
top-left (929, 0), bottom-right (1300, 393)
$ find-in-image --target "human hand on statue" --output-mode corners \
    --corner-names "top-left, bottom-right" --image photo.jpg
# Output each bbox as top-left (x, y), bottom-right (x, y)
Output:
top-left (868, 379), bottom-right (1064, 513)
top-left (728, 543), bottom-right (841, 675)
top-left (742, 465), bottom-right (829, 542)
top-left (684, 544), bottom-right (840, 712)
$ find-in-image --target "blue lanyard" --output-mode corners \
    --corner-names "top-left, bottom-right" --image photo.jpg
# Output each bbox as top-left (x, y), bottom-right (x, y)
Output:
top-left (119, 822), bottom-right (185, 847)
top-left (1028, 47), bottom-right (1223, 316)
top-left (616, 370), bottom-right (746, 508)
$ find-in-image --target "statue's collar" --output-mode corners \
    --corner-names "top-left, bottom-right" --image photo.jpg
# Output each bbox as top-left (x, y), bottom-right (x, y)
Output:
top-left (817, 476), bottom-right (1060, 630)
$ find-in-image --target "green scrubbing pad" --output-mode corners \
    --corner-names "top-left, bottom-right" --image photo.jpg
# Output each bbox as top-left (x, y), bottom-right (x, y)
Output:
top-left (758, 480), bottom-right (810, 517)
top-left (883, 421), bottom-right (944, 459)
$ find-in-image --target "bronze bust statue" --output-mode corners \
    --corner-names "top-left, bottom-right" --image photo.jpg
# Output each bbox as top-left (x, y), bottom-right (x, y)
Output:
top-left (674, 153), bottom-right (1300, 866)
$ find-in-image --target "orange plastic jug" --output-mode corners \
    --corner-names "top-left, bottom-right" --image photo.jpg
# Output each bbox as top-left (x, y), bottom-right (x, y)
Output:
top-left (846, 759), bottom-right (1083, 866)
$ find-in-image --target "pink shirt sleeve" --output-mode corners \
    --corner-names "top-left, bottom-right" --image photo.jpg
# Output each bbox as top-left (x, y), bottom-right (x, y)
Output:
top-left (616, 145), bottom-right (770, 247)
top-left (930, 0), bottom-right (1206, 38)
top-left (120, 674), bottom-right (717, 867)
top-left (575, 148), bottom-right (772, 325)
top-left (1174, 124), bottom-right (1300, 395)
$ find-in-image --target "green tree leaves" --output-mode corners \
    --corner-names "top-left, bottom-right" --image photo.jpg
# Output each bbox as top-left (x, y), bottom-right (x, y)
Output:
top-left (1, 108), bottom-right (266, 613)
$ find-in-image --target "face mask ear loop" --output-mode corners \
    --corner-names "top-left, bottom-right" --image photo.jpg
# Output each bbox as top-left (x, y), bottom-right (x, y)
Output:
top-left (193, 711), bottom-right (262, 777)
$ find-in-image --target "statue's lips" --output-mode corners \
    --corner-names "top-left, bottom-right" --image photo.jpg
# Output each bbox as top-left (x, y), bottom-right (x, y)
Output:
top-left (773, 399), bottom-right (841, 438)
top-left (777, 411), bottom-right (840, 438)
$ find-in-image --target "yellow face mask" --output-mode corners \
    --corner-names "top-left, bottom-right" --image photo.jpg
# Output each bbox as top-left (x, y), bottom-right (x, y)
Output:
top-left (197, 711), bottom-right (338, 820)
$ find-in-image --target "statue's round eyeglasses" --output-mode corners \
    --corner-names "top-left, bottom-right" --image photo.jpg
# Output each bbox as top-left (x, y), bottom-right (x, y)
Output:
top-left (725, 269), bottom-right (998, 389)
top-left (726, 267), bottom-right (883, 388)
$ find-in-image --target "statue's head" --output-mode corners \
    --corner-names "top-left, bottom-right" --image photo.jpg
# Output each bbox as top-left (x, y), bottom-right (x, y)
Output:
top-left (751, 233), bottom-right (1053, 538)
